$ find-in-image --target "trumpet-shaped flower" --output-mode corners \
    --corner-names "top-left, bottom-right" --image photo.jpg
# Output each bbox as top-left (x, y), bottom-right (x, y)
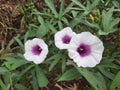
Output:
top-left (54, 27), bottom-right (76, 49)
top-left (24, 38), bottom-right (48, 64)
top-left (68, 32), bottom-right (104, 68)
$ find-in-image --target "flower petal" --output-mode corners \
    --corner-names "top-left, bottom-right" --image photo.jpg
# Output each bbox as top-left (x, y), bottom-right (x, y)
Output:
top-left (68, 49), bottom-right (79, 59)
top-left (74, 55), bottom-right (98, 67)
top-left (24, 52), bottom-right (36, 61)
top-left (54, 27), bottom-right (76, 49)
top-left (75, 32), bottom-right (102, 45)
top-left (24, 38), bottom-right (48, 64)
top-left (68, 32), bottom-right (104, 68)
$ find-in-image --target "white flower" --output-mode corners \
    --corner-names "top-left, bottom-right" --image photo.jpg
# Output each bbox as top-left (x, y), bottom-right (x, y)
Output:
top-left (54, 27), bottom-right (76, 49)
top-left (24, 38), bottom-right (48, 64)
top-left (68, 32), bottom-right (104, 68)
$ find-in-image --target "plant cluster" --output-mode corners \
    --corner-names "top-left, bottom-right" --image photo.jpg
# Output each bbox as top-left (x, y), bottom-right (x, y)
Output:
top-left (0, 0), bottom-right (120, 90)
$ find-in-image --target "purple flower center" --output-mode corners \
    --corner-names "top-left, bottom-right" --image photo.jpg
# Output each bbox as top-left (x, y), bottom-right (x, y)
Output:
top-left (32, 45), bottom-right (42, 55)
top-left (62, 35), bottom-right (71, 44)
top-left (77, 43), bottom-right (91, 57)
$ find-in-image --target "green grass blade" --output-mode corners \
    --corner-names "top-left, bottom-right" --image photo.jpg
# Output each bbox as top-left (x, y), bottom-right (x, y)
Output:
top-left (61, 17), bottom-right (69, 26)
top-left (47, 22), bottom-right (57, 33)
top-left (58, 21), bottom-right (63, 30)
top-left (88, 0), bottom-right (99, 11)
top-left (72, 0), bottom-right (86, 11)
top-left (14, 35), bottom-right (24, 48)
top-left (24, 31), bottom-right (29, 43)
top-left (62, 2), bottom-right (74, 15)
top-left (70, 13), bottom-right (85, 28)
top-left (59, 0), bottom-right (65, 19)
top-left (49, 59), bottom-right (59, 71)
top-left (45, 0), bottom-right (58, 18)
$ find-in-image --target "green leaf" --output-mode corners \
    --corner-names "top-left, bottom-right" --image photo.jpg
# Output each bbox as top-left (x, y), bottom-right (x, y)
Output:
top-left (62, 2), bottom-right (74, 15)
top-left (70, 13), bottom-right (85, 28)
top-left (47, 22), bottom-right (57, 33)
top-left (15, 84), bottom-right (27, 90)
top-left (35, 65), bottom-right (49, 87)
top-left (0, 67), bottom-right (9, 75)
top-left (61, 17), bottom-right (69, 26)
top-left (2, 72), bottom-right (11, 85)
top-left (58, 21), bottom-right (63, 30)
top-left (17, 53), bottom-right (25, 59)
top-left (32, 71), bottom-right (39, 90)
top-left (80, 20), bottom-right (100, 30)
top-left (46, 53), bottom-right (62, 71)
top-left (86, 0), bottom-right (99, 11)
top-left (72, 0), bottom-right (86, 11)
top-left (78, 68), bottom-right (107, 90)
top-left (36, 24), bottom-right (48, 38)
top-left (99, 7), bottom-right (120, 35)
top-left (45, 0), bottom-right (58, 18)
top-left (71, 61), bottom-right (107, 90)
top-left (98, 60), bottom-right (120, 69)
top-left (58, 68), bottom-right (81, 81)
top-left (110, 71), bottom-right (120, 90)
top-left (98, 67), bottom-right (115, 80)
top-left (24, 31), bottom-right (29, 43)
top-left (17, 65), bottom-right (34, 82)
top-left (46, 54), bottom-right (62, 62)
top-left (112, 1), bottom-right (120, 8)
top-left (27, 30), bottom-right (37, 37)
top-left (38, 16), bottom-right (45, 25)
top-left (62, 59), bottom-right (66, 73)
top-left (37, 16), bottom-right (49, 38)
top-left (49, 58), bottom-right (59, 71)
top-left (0, 80), bottom-right (8, 90)
top-left (14, 36), bottom-right (24, 48)
top-left (4, 57), bottom-right (29, 70)
top-left (71, 11), bottom-right (79, 17)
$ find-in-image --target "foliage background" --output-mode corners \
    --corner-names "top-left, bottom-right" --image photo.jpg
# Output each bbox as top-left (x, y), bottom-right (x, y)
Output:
top-left (0, 0), bottom-right (120, 90)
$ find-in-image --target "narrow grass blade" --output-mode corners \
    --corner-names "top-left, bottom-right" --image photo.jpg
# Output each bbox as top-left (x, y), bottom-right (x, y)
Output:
top-left (0, 80), bottom-right (8, 90)
top-left (59, 0), bottom-right (65, 19)
top-left (45, 0), bottom-right (58, 18)
top-left (72, 0), bottom-right (86, 11)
